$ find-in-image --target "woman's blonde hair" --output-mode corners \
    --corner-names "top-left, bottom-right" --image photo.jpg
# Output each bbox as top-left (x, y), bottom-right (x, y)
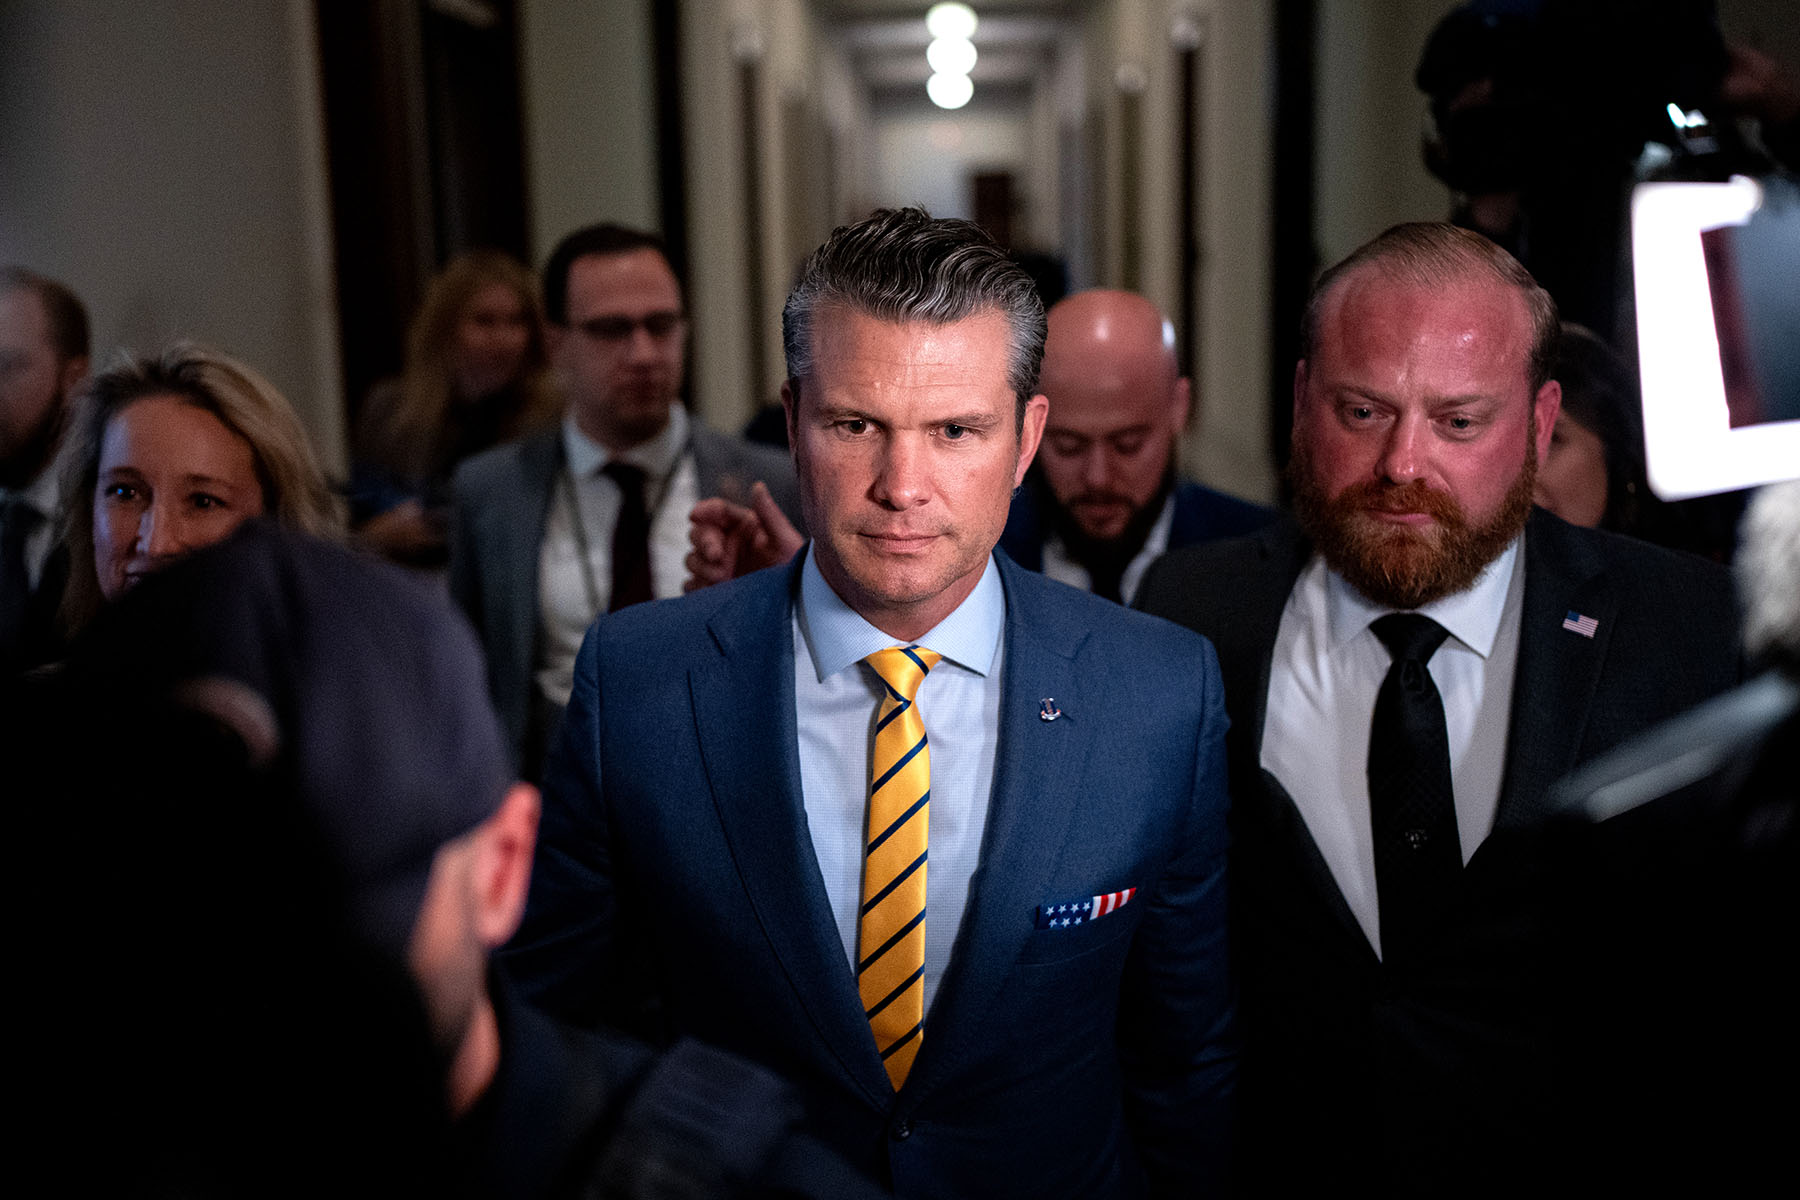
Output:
top-left (58, 342), bottom-right (342, 632)
top-left (360, 249), bottom-right (558, 482)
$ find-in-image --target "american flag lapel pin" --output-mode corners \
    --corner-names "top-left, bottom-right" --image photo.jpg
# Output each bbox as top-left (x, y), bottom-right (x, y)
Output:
top-left (1038, 697), bottom-right (1062, 721)
top-left (1561, 610), bottom-right (1599, 638)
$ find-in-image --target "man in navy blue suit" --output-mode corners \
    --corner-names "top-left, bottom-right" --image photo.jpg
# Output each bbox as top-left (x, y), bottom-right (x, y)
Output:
top-left (509, 208), bottom-right (1236, 1198)
top-left (1000, 288), bottom-right (1273, 603)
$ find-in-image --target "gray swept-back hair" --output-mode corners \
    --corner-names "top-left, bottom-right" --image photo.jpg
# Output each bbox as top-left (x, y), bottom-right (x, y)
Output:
top-left (781, 207), bottom-right (1045, 426)
top-left (1300, 222), bottom-right (1559, 394)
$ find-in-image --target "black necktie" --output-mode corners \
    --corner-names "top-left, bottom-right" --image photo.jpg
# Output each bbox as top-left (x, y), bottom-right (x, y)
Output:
top-left (1, 498), bottom-right (42, 665)
top-left (1367, 613), bottom-right (1461, 965)
top-left (602, 461), bottom-right (653, 611)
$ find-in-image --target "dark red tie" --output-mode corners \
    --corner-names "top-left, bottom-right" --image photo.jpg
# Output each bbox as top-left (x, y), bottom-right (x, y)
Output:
top-left (602, 461), bottom-right (653, 611)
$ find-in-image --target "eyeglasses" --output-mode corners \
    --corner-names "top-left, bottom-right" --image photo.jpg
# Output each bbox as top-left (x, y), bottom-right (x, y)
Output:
top-left (573, 311), bottom-right (686, 341)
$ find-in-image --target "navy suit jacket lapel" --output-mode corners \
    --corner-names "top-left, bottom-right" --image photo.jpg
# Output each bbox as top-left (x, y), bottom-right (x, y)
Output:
top-left (901, 556), bottom-right (1088, 1104)
top-left (500, 430), bottom-right (563, 671)
top-left (1493, 509), bottom-right (1618, 832)
top-left (687, 561), bottom-right (894, 1102)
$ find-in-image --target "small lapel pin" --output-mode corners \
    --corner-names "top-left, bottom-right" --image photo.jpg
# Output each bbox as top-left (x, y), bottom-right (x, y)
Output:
top-left (1561, 610), bottom-right (1599, 639)
top-left (1038, 697), bottom-right (1063, 722)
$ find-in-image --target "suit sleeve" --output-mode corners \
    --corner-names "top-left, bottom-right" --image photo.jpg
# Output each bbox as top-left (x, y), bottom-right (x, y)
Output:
top-left (500, 625), bottom-right (621, 1028)
top-left (446, 465), bottom-right (482, 631)
top-left (1118, 636), bottom-right (1237, 1195)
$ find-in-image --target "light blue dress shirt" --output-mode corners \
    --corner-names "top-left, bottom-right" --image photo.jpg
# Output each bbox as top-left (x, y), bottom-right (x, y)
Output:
top-left (792, 545), bottom-right (1005, 1018)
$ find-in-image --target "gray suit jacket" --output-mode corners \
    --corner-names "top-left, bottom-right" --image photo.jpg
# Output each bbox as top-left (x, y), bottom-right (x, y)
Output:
top-left (449, 421), bottom-right (801, 771)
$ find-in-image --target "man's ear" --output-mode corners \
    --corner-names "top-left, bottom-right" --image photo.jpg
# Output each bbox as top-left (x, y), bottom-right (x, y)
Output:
top-left (1015, 393), bottom-right (1050, 487)
top-left (58, 355), bottom-right (89, 405)
top-left (470, 783), bottom-right (539, 950)
top-left (1532, 379), bottom-right (1562, 463)
top-left (781, 378), bottom-right (803, 469)
top-left (1173, 376), bottom-right (1194, 432)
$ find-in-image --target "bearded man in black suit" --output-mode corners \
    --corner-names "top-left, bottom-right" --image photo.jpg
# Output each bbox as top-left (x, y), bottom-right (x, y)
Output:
top-left (1136, 222), bottom-right (1740, 1195)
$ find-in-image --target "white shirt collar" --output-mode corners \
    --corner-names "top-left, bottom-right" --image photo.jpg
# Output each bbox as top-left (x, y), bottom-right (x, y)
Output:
top-left (797, 545), bottom-right (1005, 682)
top-left (561, 403), bottom-right (689, 481)
top-left (1324, 534), bottom-right (1522, 660)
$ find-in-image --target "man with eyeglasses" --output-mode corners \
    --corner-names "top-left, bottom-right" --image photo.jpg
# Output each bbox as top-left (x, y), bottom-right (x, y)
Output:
top-left (451, 223), bottom-right (801, 777)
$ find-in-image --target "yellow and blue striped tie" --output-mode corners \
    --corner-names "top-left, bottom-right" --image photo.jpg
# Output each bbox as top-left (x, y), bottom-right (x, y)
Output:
top-left (859, 644), bottom-right (941, 1090)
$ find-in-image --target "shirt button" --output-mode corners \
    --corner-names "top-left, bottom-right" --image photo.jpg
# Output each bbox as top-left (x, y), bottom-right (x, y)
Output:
top-left (892, 1118), bottom-right (912, 1141)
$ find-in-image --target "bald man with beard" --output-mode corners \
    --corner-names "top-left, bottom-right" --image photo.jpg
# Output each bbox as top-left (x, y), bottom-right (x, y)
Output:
top-left (1136, 223), bottom-right (1740, 1196)
top-left (999, 289), bottom-right (1271, 604)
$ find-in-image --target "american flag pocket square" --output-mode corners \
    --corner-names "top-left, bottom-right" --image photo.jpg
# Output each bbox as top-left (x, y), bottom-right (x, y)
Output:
top-left (1035, 887), bottom-right (1137, 929)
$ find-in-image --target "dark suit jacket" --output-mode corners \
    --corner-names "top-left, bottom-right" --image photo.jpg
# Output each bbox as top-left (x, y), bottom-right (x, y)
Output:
top-left (507, 553), bottom-right (1236, 1198)
top-left (448, 423), bottom-right (801, 771)
top-left (1135, 508), bottom-right (1740, 1195)
top-left (2, 542), bottom-right (67, 676)
top-left (998, 476), bottom-right (1276, 580)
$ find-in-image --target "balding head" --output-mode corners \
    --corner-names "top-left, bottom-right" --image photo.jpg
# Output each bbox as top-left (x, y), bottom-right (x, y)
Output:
top-left (1036, 289), bottom-right (1191, 542)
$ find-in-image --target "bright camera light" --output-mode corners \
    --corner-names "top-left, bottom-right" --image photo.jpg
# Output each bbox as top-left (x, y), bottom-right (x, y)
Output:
top-left (927, 36), bottom-right (978, 77)
top-left (926, 3), bottom-right (978, 41)
top-left (927, 71), bottom-right (974, 110)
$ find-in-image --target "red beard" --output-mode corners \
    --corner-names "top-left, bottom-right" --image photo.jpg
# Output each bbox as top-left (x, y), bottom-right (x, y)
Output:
top-left (1290, 440), bottom-right (1536, 610)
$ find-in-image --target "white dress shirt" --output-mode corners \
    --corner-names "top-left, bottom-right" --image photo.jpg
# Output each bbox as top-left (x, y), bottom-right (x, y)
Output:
top-left (792, 546), bottom-right (1005, 1016)
top-left (536, 406), bottom-right (700, 706)
top-left (1260, 536), bottom-right (1524, 959)
top-left (1040, 492), bottom-right (1175, 606)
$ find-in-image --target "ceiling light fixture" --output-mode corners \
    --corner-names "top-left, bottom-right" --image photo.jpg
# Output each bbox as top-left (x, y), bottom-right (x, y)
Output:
top-left (926, 35), bottom-right (978, 77)
top-left (927, 71), bottom-right (974, 110)
top-left (926, 3), bottom-right (978, 42)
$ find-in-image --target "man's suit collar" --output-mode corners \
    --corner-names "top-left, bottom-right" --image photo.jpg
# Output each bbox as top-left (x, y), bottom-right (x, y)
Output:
top-left (690, 560), bottom-right (898, 1101)
top-left (1492, 507), bottom-right (1623, 830)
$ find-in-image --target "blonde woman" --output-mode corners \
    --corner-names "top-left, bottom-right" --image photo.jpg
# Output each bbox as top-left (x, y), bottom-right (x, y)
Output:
top-left (352, 249), bottom-right (558, 563)
top-left (59, 342), bottom-right (339, 633)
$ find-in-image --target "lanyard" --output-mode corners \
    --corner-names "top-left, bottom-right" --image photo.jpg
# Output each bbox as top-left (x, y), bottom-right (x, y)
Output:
top-left (557, 466), bottom-right (605, 620)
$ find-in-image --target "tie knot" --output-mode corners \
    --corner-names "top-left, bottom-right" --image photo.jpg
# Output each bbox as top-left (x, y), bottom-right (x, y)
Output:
top-left (601, 460), bottom-right (648, 495)
top-left (864, 644), bottom-right (941, 703)
top-left (1371, 613), bottom-right (1450, 664)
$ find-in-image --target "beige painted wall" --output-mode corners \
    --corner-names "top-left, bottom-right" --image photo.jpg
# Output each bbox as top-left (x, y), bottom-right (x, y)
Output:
top-left (1077, 0), bottom-right (1279, 503)
top-left (518, 0), bottom-right (662, 256)
top-left (0, 0), bottom-right (345, 471)
top-left (1313, 0), bottom-right (1461, 267)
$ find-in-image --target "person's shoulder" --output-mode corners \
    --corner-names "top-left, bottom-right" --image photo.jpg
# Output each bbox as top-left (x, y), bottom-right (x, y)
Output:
top-left (692, 424), bottom-right (792, 475)
top-left (1170, 477), bottom-right (1280, 542)
top-left (1003, 555), bottom-right (1219, 666)
top-left (588, 561), bottom-right (794, 669)
top-left (453, 426), bottom-right (560, 495)
top-left (1531, 507), bottom-right (1733, 597)
top-left (1140, 516), bottom-right (1303, 607)
top-left (1158, 513), bottom-right (1298, 572)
